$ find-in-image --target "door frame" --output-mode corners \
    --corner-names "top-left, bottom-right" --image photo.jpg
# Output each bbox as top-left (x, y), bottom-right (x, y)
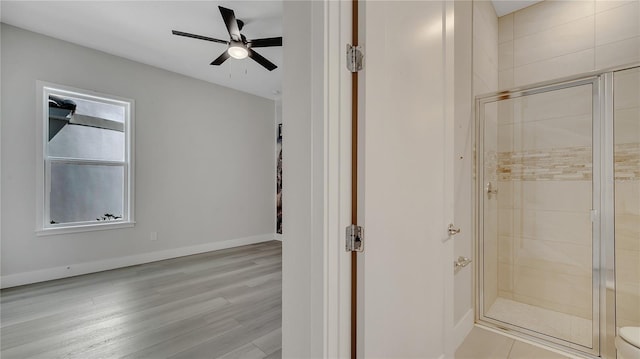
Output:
top-left (281, 0), bottom-right (352, 358)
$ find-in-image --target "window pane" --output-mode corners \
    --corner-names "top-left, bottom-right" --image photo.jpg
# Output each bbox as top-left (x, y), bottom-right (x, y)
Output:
top-left (67, 97), bottom-right (125, 123)
top-left (48, 94), bottom-right (125, 161)
top-left (50, 162), bottom-right (124, 224)
top-left (49, 125), bottom-right (124, 161)
top-left (49, 96), bottom-right (125, 123)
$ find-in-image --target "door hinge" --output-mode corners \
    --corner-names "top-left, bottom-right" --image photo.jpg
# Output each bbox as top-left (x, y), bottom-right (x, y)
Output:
top-left (346, 44), bottom-right (364, 73)
top-left (346, 224), bottom-right (364, 252)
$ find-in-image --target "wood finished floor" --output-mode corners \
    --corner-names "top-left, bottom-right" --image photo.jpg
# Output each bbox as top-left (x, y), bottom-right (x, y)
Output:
top-left (0, 240), bottom-right (282, 359)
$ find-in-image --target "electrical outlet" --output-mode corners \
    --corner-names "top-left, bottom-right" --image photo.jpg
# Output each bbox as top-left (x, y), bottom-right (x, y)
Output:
top-left (150, 232), bottom-right (158, 241)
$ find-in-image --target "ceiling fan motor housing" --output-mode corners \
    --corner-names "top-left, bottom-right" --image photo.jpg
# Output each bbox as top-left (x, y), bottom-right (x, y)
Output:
top-left (171, 6), bottom-right (281, 71)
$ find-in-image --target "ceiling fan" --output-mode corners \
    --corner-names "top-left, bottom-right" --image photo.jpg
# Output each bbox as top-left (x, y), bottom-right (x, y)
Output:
top-left (172, 6), bottom-right (282, 71)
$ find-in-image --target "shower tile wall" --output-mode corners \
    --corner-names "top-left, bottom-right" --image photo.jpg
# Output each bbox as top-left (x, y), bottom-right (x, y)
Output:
top-left (615, 67), bottom-right (640, 329)
top-left (474, 0), bottom-right (499, 310)
top-left (498, 0), bottom-right (640, 90)
top-left (475, 0), bottom-right (499, 95)
top-left (493, 0), bottom-right (640, 332)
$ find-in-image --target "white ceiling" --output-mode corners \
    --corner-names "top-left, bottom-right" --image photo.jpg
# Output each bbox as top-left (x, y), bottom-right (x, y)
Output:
top-left (0, 1), bottom-right (283, 100)
top-left (491, 0), bottom-right (544, 17)
top-left (1, 0), bottom-right (543, 99)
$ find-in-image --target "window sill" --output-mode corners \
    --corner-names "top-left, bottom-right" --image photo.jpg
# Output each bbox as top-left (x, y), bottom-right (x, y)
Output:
top-left (36, 221), bottom-right (136, 236)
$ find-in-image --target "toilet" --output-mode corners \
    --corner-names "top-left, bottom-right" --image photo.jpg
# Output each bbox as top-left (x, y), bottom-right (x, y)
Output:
top-left (616, 327), bottom-right (640, 359)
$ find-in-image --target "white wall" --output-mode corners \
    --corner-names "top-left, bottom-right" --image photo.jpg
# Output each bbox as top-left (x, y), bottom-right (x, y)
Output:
top-left (0, 24), bottom-right (276, 286)
top-left (281, 0), bottom-right (333, 356)
top-left (453, 0), bottom-right (476, 348)
top-left (275, 98), bottom-right (282, 126)
top-left (475, 1), bottom-right (499, 96)
top-left (473, 0), bottom-right (500, 312)
top-left (281, 1), bottom-right (316, 356)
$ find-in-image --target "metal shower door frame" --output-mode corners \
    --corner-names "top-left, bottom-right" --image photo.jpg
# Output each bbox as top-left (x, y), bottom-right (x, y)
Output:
top-left (474, 74), bottom-right (607, 358)
top-left (599, 64), bottom-right (640, 359)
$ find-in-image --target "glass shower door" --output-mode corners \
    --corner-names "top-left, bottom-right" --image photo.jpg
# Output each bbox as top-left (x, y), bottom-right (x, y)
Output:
top-left (614, 66), bottom-right (640, 334)
top-left (478, 78), bottom-right (599, 355)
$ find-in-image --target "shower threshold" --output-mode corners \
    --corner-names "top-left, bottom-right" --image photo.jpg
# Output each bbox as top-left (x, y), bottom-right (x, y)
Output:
top-left (486, 297), bottom-right (592, 349)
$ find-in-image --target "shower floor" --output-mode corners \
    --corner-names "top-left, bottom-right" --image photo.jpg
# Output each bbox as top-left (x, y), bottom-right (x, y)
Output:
top-left (486, 297), bottom-right (592, 348)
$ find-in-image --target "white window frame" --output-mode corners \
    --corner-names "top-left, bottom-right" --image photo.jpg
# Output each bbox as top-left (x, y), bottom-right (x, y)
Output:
top-left (36, 81), bottom-right (135, 235)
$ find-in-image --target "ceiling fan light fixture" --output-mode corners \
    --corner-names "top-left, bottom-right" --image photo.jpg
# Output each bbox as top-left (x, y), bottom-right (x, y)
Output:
top-left (228, 42), bottom-right (248, 59)
top-left (172, 6), bottom-right (280, 70)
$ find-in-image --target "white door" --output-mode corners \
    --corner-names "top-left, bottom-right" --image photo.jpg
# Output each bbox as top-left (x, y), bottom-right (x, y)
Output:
top-left (356, 1), bottom-right (456, 358)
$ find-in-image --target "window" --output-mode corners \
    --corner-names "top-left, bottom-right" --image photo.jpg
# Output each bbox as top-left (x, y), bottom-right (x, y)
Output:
top-left (37, 83), bottom-right (134, 234)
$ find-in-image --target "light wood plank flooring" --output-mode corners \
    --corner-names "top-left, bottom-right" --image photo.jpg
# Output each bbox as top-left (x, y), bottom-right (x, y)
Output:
top-left (0, 240), bottom-right (282, 359)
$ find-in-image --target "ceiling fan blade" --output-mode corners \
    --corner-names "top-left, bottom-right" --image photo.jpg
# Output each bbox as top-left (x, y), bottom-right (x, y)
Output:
top-left (210, 51), bottom-right (231, 66)
top-left (218, 6), bottom-right (241, 41)
top-left (248, 49), bottom-right (277, 71)
top-left (248, 37), bottom-right (283, 48)
top-left (172, 30), bottom-right (228, 45)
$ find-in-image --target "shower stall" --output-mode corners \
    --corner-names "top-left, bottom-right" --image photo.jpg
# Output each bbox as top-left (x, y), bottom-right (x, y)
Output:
top-left (476, 65), bottom-right (639, 358)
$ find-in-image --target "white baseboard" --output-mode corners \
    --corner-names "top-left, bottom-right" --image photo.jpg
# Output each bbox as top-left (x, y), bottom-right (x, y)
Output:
top-left (453, 308), bottom-right (475, 352)
top-left (274, 233), bottom-right (283, 241)
top-left (1, 233), bottom-right (276, 289)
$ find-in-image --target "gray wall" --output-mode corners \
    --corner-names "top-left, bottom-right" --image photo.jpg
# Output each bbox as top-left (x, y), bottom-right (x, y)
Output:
top-left (1, 24), bottom-right (275, 278)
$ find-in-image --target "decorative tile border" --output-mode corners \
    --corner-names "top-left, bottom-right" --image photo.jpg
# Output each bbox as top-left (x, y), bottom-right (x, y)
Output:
top-left (615, 143), bottom-right (640, 181)
top-left (497, 147), bottom-right (592, 181)
top-left (495, 143), bottom-right (639, 181)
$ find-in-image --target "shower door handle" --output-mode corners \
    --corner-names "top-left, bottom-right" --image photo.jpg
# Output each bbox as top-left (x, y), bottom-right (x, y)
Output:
top-left (448, 223), bottom-right (461, 236)
top-left (486, 182), bottom-right (498, 197)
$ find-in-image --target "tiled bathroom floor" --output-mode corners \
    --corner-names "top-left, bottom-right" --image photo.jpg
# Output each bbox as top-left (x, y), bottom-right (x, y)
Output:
top-left (486, 298), bottom-right (592, 347)
top-left (456, 326), bottom-right (573, 359)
